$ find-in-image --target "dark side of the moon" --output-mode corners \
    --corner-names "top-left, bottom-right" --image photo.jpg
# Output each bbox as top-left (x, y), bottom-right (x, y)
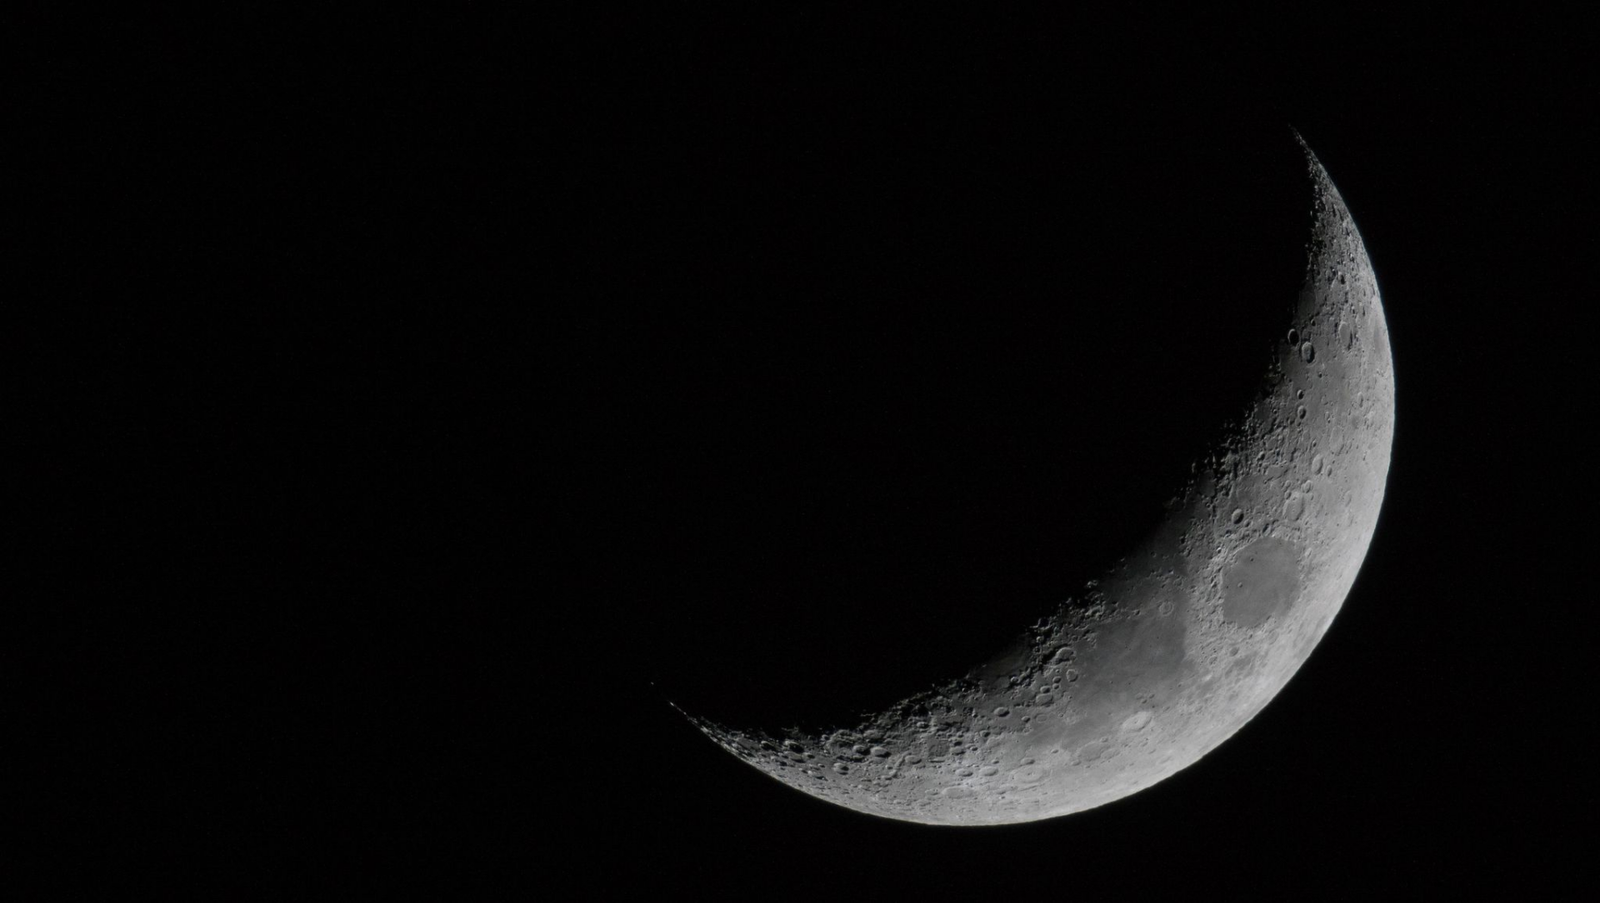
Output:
top-left (577, 115), bottom-right (1321, 736)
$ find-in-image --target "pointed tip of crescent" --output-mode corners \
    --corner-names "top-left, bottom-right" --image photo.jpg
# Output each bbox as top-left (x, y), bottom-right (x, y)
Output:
top-left (664, 696), bottom-right (701, 725)
top-left (662, 694), bottom-right (720, 740)
top-left (1291, 130), bottom-right (1330, 180)
top-left (667, 699), bottom-right (733, 746)
top-left (1286, 125), bottom-right (1312, 157)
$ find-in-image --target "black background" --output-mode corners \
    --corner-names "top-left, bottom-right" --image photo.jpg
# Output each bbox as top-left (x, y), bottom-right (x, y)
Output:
top-left (17, 9), bottom-right (1593, 896)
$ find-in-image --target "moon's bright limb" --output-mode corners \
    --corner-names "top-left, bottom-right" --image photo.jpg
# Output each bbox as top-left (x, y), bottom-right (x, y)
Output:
top-left (681, 141), bottom-right (1394, 825)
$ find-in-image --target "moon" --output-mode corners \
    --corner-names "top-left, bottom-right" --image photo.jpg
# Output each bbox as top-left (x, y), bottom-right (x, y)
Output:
top-left (679, 139), bottom-right (1394, 825)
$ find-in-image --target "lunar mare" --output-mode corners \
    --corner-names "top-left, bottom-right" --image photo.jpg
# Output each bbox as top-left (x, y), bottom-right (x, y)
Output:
top-left (682, 142), bottom-right (1394, 825)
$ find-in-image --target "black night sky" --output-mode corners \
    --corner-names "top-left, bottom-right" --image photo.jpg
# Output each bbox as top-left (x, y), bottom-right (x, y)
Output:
top-left (21, 9), bottom-right (1592, 896)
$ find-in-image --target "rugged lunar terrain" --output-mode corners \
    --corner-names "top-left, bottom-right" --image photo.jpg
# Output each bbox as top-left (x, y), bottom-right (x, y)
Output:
top-left (686, 145), bottom-right (1395, 825)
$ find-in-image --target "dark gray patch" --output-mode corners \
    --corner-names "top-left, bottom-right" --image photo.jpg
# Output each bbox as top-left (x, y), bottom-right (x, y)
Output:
top-left (1060, 605), bottom-right (1189, 746)
top-left (1099, 611), bottom-right (1188, 696)
top-left (1221, 537), bottom-right (1302, 628)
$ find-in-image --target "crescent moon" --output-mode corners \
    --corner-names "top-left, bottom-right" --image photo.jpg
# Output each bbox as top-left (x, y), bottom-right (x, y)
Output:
top-left (679, 139), bottom-right (1395, 825)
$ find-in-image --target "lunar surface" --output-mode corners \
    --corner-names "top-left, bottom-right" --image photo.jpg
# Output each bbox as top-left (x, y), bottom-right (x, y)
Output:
top-left (681, 141), bottom-right (1394, 825)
